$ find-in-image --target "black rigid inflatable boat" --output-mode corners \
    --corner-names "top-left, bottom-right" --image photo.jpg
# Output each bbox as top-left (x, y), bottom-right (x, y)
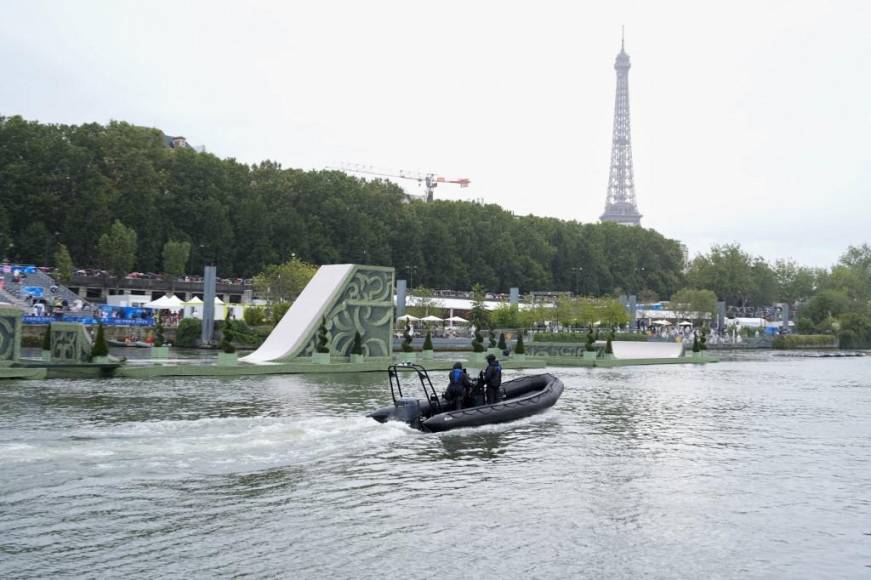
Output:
top-left (368, 364), bottom-right (564, 432)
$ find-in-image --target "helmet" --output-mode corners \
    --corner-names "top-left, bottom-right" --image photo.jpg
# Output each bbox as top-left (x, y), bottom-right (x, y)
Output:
top-left (486, 354), bottom-right (496, 361)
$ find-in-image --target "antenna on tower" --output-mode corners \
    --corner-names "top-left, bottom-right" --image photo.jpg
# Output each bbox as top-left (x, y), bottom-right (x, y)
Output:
top-left (621, 25), bottom-right (625, 51)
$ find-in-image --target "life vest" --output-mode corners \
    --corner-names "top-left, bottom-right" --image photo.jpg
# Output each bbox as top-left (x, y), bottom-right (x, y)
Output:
top-left (487, 363), bottom-right (502, 388)
top-left (450, 368), bottom-right (464, 384)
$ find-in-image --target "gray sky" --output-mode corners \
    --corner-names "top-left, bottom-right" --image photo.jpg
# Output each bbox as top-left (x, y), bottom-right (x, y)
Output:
top-left (2, 0), bottom-right (869, 268)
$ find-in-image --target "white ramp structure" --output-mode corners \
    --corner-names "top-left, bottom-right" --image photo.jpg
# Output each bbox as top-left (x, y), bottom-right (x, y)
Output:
top-left (241, 264), bottom-right (394, 364)
top-left (611, 341), bottom-right (684, 359)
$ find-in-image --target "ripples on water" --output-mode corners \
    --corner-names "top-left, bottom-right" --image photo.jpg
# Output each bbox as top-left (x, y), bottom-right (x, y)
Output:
top-left (1, 354), bottom-right (870, 578)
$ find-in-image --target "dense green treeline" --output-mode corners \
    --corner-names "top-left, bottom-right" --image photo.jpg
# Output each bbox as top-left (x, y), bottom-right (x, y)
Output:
top-left (0, 116), bottom-right (685, 295)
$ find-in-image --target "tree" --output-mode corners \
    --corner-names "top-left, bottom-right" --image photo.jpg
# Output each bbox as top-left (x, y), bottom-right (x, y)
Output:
top-left (471, 327), bottom-right (485, 352)
top-left (351, 331), bottom-right (364, 355)
top-left (98, 220), bottom-right (137, 277)
top-left (670, 289), bottom-right (717, 322)
top-left (687, 244), bottom-right (774, 306)
top-left (243, 305), bottom-right (267, 326)
top-left (154, 316), bottom-right (165, 347)
top-left (422, 331), bottom-right (433, 351)
top-left (468, 283), bottom-right (490, 329)
top-left (162, 240), bottom-right (191, 280)
top-left (253, 256), bottom-right (317, 304)
top-left (42, 324), bottom-right (52, 351)
top-left (514, 333), bottom-right (526, 354)
top-left (497, 332), bottom-right (507, 350)
top-left (54, 243), bottom-right (74, 283)
top-left (91, 323), bottom-right (109, 358)
top-left (175, 318), bottom-right (202, 347)
top-left (773, 259), bottom-right (817, 304)
top-left (316, 316), bottom-right (330, 353)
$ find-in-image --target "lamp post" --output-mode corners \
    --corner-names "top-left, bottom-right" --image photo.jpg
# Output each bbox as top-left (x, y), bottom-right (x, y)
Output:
top-left (571, 266), bottom-right (583, 296)
top-left (405, 266), bottom-right (417, 292)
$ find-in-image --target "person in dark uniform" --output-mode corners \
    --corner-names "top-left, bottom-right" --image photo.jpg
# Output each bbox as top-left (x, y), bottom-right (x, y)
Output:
top-left (483, 354), bottom-right (502, 404)
top-left (445, 362), bottom-right (472, 410)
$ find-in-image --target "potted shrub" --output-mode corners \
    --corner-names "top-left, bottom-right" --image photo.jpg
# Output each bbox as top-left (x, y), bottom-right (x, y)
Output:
top-left (691, 332), bottom-right (702, 359)
top-left (583, 326), bottom-right (597, 360)
top-left (466, 325), bottom-right (485, 363)
top-left (513, 332), bottom-right (527, 360)
top-left (399, 322), bottom-right (416, 363)
top-left (217, 325), bottom-right (238, 366)
top-left (91, 323), bottom-right (110, 364)
top-left (312, 316), bottom-right (331, 364)
top-left (350, 331), bottom-right (364, 364)
top-left (497, 332), bottom-right (507, 352)
top-left (487, 327), bottom-right (500, 356)
top-left (421, 330), bottom-right (434, 360)
top-left (41, 324), bottom-right (52, 361)
top-left (604, 328), bottom-right (615, 359)
top-left (151, 316), bottom-right (170, 359)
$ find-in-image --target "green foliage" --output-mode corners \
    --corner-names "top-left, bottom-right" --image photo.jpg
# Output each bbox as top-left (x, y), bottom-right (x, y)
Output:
top-left (469, 284), bottom-right (490, 329)
top-left (699, 324), bottom-right (708, 351)
top-left (488, 328), bottom-right (497, 348)
top-left (270, 302), bottom-right (291, 326)
top-left (243, 305), bottom-right (267, 326)
top-left (687, 243), bottom-right (776, 306)
top-left (670, 288), bottom-right (717, 321)
top-left (41, 324), bottom-right (51, 351)
top-left (497, 332), bottom-right (507, 350)
top-left (491, 304), bottom-right (521, 328)
top-left (98, 220), bottom-right (137, 276)
top-left (471, 327), bottom-right (485, 352)
top-left (422, 330), bottom-right (433, 351)
top-left (837, 312), bottom-right (871, 349)
top-left (154, 316), bottom-right (165, 347)
top-left (692, 334), bottom-right (700, 352)
top-left (514, 333), bottom-right (525, 354)
top-left (584, 327), bottom-right (595, 352)
top-left (91, 323), bottom-right (109, 357)
top-left (175, 318), bottom-right (202, 347)
top-left (220, 324), bottom-right (236, 353)
top-left (316, 316), bottom-right (330, 353)
top-left (605, 328), bottom-right (614, 354)
top-left (0, 116), bottom-right (688, 293)
top-left (772, 334), bottom-right (838, 349)
top-left (253, 256), bottom-right (317, 304)
top-left (802, 289), bottom-right (851, 325)
top-left (54, 244), bottom-right (74, 283)
top-left (352, 331), bottom-right (364, 355)
top-left (162, 240), bottom-right (191, 278)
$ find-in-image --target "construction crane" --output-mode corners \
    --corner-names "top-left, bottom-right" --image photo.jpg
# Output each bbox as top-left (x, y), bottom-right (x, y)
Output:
top-left (329, 163), bottom-right (470, 202)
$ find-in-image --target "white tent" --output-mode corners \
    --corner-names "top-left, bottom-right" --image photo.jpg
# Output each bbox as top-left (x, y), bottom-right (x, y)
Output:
top-left (144, 294), bottom-right (184, 311)
top-left (678, 320), bottom-right (694, 326)
top-left (421, 315), bottom-right (443, 322)
top-left (397, 314), bottom-right (420, 322)
top-left (445, 315), bottom-right (468, 323)
top-left (185, 296), bottom-right (203, 305)
top-left (652, 319), bottom-right (672, 326)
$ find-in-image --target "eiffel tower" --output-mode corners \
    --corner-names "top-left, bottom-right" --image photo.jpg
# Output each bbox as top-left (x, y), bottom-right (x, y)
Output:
top-left (600, 30), bottom-right (642, 226)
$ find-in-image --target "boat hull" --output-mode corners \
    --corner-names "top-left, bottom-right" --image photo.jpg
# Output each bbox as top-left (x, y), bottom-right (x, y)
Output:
top-left (369, 374), bottom-right (563, 432)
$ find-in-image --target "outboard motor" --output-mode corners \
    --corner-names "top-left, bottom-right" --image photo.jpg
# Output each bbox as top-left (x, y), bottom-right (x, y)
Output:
top-left (392, 397), bottom-right (426, 427)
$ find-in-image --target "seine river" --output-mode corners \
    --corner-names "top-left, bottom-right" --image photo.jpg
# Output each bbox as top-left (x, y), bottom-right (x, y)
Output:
top-left (1, 353), bottom-right (869, 578)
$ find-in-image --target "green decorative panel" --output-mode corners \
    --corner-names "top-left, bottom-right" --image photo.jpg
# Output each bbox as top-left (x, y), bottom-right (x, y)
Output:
top-left (297, 266), bottom-right (395, 359)
top-left (51, 322), bottom-right (93, 363)
top-left (0, 307), bottom-right (22, 365)
top-left (526, 342), bottom-right (587, 358)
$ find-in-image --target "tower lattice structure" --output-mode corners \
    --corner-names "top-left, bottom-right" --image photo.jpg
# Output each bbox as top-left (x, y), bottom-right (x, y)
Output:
top-left (600, 34), bottom-right (642, 226)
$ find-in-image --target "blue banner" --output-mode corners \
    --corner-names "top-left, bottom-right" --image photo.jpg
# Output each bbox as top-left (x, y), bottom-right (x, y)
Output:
top-left (22, 316), bottom-right (153, 327)
top-left (22, 286), bottom-right (45, 298)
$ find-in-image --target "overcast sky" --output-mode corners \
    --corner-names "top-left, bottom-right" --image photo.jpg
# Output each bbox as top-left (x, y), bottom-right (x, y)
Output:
top-left (2, 1), bottom-right (869, 267)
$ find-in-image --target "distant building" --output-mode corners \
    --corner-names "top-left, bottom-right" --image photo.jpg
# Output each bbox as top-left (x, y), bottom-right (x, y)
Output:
top-left (162, 134), bottom-right (191, 150)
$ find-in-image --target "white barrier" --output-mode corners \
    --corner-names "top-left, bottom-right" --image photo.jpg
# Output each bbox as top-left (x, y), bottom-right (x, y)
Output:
top-left (612, 341), bottom-right (684, 359)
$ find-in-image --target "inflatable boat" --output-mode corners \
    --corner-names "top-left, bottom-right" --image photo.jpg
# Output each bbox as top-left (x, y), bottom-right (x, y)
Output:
top-left (368, 364), bottom-right (564, 432)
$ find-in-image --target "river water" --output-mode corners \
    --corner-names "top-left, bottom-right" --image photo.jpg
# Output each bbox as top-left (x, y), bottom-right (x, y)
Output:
top-left (1, 353), bottom-right (870, 578)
